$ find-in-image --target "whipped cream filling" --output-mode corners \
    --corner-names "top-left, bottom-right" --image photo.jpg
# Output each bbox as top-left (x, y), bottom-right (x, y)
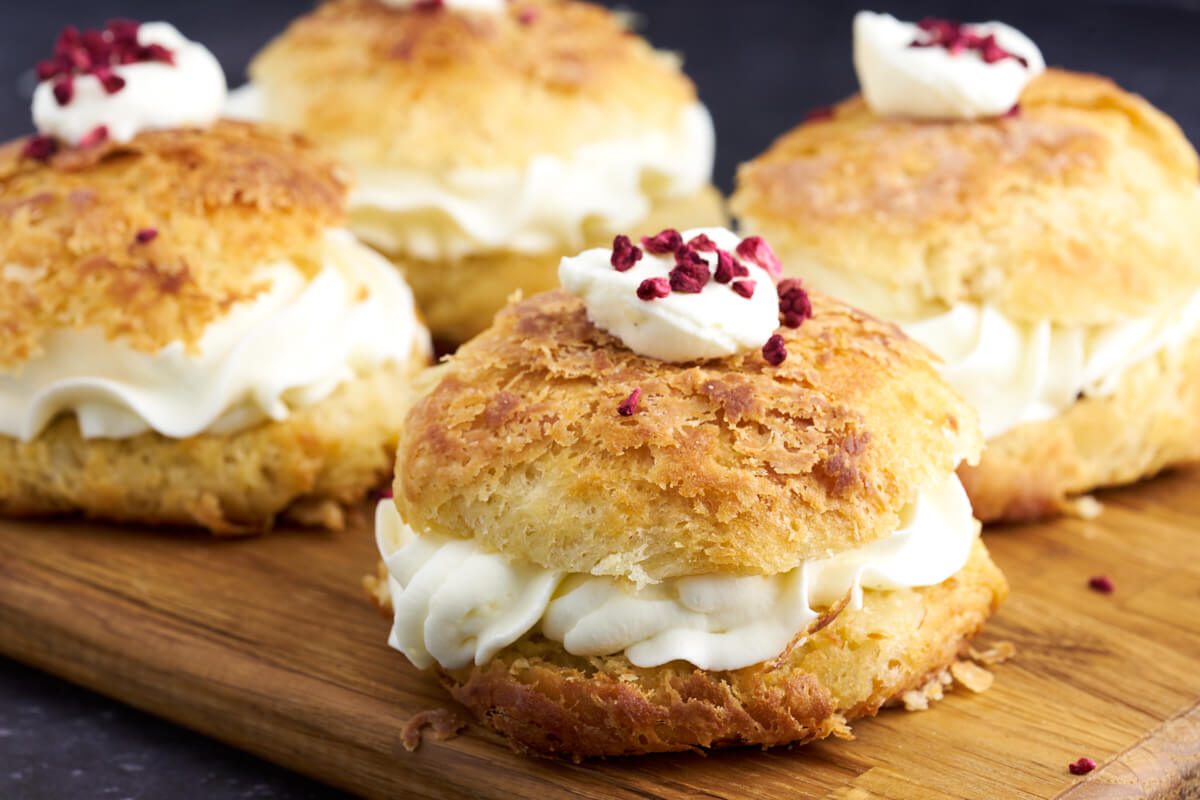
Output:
top-left (33, 22), bottom-right (227, 145)
top-left (790, 260), bottom-right (1200, 439)
top-left (0, 230), bottom-right (430, 441)
top-left (853, 11), bottom-right (1044, 120)
top-left (559, 227), bottom-right (780, 363)
top-left (377, 472), bottom-right (977, 672)
top-left (225, 91), bottom-right (716, 261)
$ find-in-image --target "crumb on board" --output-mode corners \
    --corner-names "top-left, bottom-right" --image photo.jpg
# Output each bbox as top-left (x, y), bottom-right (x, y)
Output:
top-left (401, 709), bottom-right (468, 752)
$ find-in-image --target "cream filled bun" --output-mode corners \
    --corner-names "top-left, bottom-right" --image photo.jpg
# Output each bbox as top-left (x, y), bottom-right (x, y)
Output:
top-left (233, 0), bottom-right (724, 343)
top-left (369, 228), bottom-right (1007, 758)
top-left (0, 20), bottom-right (431, 533)
top-left (732, 13), bottom-right (1200, 522)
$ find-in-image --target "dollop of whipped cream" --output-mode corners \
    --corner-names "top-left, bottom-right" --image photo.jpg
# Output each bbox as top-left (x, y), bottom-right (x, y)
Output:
top-left (380, 0), bottom-right (505, 10)
top-left (559, 227), bottom-right (780, 362)
top-left (790, 260), bottom-right (1200, 439)
top-left (32, 22), bottom-right (227, 146)
top-left (377, 472), bottom-right (977, 672)
top-left (225, 93), bottom-right (716, 262)
top-left (853, 11), bottom-right (1044, 119)
top-left (0, 230), bottom-right (430, 441)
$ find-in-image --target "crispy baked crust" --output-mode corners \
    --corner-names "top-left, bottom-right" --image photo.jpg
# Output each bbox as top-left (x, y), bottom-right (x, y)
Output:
top-left (0, 121), bottom-right (346, 369)
top-left (394, 290), bottom-right (982, 582)
top-left (371, 184), bottom-right (725, 343)
top-left (428, 539), bottom-right (1006, 758)
top-left (248, 0), bottom-right (698, 170)
top-left (731, 70), bottom-right (1200, 325)
top-left (0, 358), bottom-right (425, 534)
top-left (961, 330), bottom-right (1200, 522)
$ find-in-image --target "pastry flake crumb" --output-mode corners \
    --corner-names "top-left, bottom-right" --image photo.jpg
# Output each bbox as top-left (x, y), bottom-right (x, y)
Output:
top-left (967, 640), bottom-right (1016, 666)
top-left (950, 660), bottom-right (994, 693)
top-left (401, 708), bottom-right (467, 753)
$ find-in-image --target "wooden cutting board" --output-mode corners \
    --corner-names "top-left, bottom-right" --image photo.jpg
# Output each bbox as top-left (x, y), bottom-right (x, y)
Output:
top-left (2, 468), bottom-right (1199, 800)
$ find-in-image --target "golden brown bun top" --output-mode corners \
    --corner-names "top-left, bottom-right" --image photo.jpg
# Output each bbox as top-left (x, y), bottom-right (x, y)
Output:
top-left (732, 70), bottom-right (1200, 326)
top-left (394, 289), bottom-right (982, 584)
top-left (248, 0), bottom-right (698, 170)
top-left (0, 121), bottom-right (346, 370)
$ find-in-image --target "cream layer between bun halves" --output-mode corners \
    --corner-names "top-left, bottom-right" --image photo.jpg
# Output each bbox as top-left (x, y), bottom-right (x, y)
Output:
top-left (0, 20), bottom-right (430, 533)
top-left (231, 0), bottom-right (723, 342)
top-left (370, 228), bottom-right (1006, 759)
top-left (732, 12), bottom-right (1200, 522)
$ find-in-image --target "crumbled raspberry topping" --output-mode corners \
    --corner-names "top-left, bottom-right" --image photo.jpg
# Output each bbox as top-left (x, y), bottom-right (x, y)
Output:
top-left (712, 250), bottom-right (750, 284)
top-left (669, 247), bottom-right (710, 294)
top-left (736, 236), bottom-right (782, 279)
top-left (517, 6), bottom-right (538, 24)
top-left (804, 106), bottom-right (834, 123)
top-left (1087, 575), bottom-right (1114, 594)
top-left (413, 0), bottom-right (446, 10)
top-left (617, 387), bottom-right (642, 417)
top-left (20, 134), bottom-right (59, 162)
top-left (610, 234), bottom-right (643, 272)
top-left (641, 228), bottom-right (683, 255)
top-left (777, 278), bottom-right (812, 328)
top-left (135, 228), bottom-right (158, 244)
top-left (762, 334), bottom-right (787, 366)
top-left (731, 280), bottom-right (756, 299)
top-left (1003, 103), bottom-right (1021, 118)
top-left (909, 18), bottom-right (1029, 67)
top-left (1068, 757), bottom-right (1096, 776)
top-left (375, 488), bottom-right (394, 500)
top-left (636, 277), bottom-right (670, 301)
top-left (78, 125), bottom-right (109, 148)
top-left (37, 21), bottom-right (176, 108)
top-left (686, 234), bottom-right (718, 252)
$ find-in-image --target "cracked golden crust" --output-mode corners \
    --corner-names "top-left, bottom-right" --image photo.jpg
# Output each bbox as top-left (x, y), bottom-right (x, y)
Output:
top-left (248, 0), bottom-right (698, 170)
top-left (961, 328), bottom-right (1200, 522)
top-left (393, 289), bottom-right (982, 582)
top-left (732, 70), bottom-right (1200, 325)
top-left (433, 539), bottom-right (1006, 758)
top-left (0, 121), bottom-right (346, 370)
top-left (0, 359), bottom-right (426, 534)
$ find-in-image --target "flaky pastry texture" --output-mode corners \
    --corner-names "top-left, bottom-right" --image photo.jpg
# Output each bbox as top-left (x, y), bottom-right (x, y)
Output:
top-left (0, 121), bottom-right (346, 370)
top-left (0, 359), bottom-right (424, 534)
top-left (248, 0), bottom-right (699, 170)
top-left (393, 290), bottom-right (982, 583)
top-left (732, 70), bottom-right (1200, 325)
top-left (961, 329), bottom-right (1200, 521)
top-left (373, 539), bottom-right (1005, 758)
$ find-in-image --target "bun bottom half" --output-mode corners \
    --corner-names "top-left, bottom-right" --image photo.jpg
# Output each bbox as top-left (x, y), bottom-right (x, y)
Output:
top-left (372, 539), bottom-right (1006, 759)
top-left (0, 356), bottom-right (427, 534)
top-left (962, 331), bottom-right (1200, 522)
top-left (363, 185), bottom-right (726, 344)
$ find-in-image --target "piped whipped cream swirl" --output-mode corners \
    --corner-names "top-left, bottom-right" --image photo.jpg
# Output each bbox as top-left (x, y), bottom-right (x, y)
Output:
top-left (0, 230), bottom-right (430, 441)
top-left (32, 22), bottom-right (227, 145)
top-left (792, 261), bottom-right (1200, 439)
top-left (377, 472), bottom-right (977, 672)
top-left (225, 90), bottom-right (716, 262)
top-left (559, 227), bottom-right (780, 363)
top-left (853, 11), bottom-right (1044, 119)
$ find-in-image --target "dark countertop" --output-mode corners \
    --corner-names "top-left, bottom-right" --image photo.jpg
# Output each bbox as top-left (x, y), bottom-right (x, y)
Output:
top-left (2, 1), bottom-right (1199, 798)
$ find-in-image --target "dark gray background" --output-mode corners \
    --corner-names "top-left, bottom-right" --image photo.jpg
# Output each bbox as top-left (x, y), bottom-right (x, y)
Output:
top-left (2, 1), bottom-right (1199, 798)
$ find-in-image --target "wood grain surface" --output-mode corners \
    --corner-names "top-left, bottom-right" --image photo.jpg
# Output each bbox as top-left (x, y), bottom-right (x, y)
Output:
top-left (2, 467), bottom-right (1199, 799)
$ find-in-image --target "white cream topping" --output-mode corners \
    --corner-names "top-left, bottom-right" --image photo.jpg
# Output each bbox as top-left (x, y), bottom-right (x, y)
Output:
top-left (853, 11), bottom-right (1044, 120)
top-left (225, 91), bottom-right (716, 261)
top-left (380, 0), bottom-right (505, 10)
top-left (790, 260), bottom-right (1200, 439)
top-left (0, 230), bottom-right (430, 441)
top-left (32, 22), bottom-right (227, 145)
top-left (559, 227), bottom-right (779, 363)
top-left (377, 472), bottom-right (977, 671)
